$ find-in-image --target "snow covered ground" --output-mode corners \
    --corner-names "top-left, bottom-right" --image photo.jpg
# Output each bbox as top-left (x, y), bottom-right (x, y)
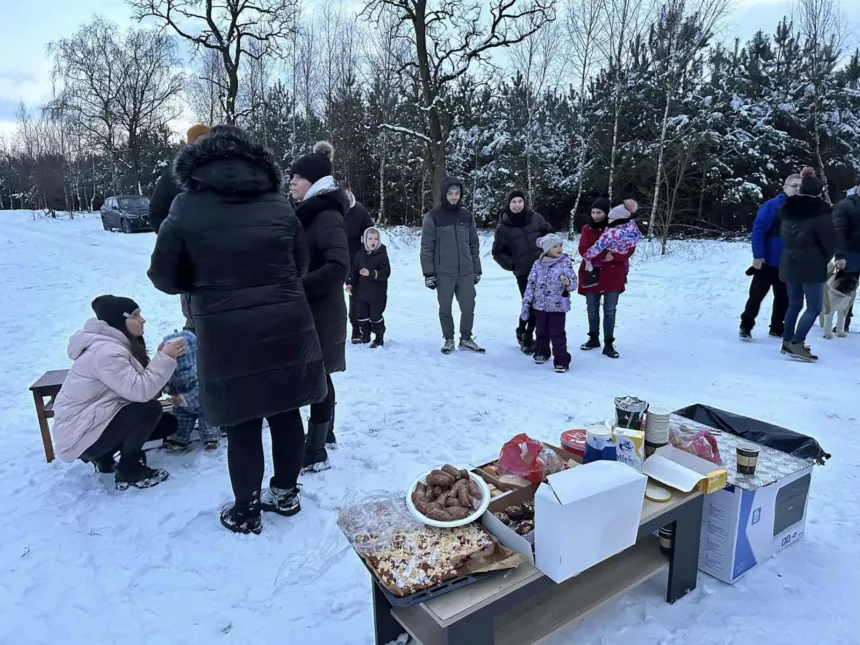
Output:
top-left (1, 210), bottom-right (857, 645)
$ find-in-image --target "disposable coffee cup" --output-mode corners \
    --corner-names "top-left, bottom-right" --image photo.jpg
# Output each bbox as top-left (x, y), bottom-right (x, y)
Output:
top-left (658, 526), bottom-right (674, 555)
top-left (645, 440), bottom-right (667, 457)
top-left (614, 396), bottom-right (649, 429)
top-left (736, 441), bottom-right (760, 475)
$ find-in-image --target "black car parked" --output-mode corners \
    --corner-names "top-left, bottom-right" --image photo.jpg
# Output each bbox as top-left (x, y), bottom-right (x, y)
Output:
top-left (101, 195), bottom-right (152, 233)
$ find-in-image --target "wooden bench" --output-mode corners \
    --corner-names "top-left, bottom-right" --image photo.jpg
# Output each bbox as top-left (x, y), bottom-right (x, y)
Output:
top-left (371, 489), bottom-right (704, 645)
top-left (30, 369), bottom-right (173, 463)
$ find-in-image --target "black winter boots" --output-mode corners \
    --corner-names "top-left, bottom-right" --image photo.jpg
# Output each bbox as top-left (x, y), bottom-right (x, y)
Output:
top-left (302, 420), bottom-right (332, 473)
top-left (220, 492), bottom-right (263, 534)
top-left (516, 328), bottom-right (535, 355)
top-left (580, 334), bottom-right (601, 351)
top-left (603, 338), bottom-right (619, 358)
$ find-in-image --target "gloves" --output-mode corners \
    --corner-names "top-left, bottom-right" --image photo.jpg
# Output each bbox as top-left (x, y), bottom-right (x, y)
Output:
top-left (474, 274), bottom-right (482, 285)
top-left (520, 305), bottom-right (530, 321)
top-left (425, 275), bottom-right (437, 290)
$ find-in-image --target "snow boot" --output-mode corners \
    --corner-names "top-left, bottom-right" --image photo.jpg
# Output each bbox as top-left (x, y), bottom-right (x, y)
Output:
top-left (220, 494), bottom-right (263, 535)
top-left (441, 338), bottom-right (456, 354)
top-left (114, 462), bottom-right (169, 491)
top-left (358, 321), bottom-right (371, 345)
top-left (603, 338), bottom-right (619, 359)
top-left (83, 452), bottom-right (117, 474)
top-left (739, 324), bottom-right (752, 341)
top-left (459, 336), bottom-right (486, 353)
top-left (351, 326), bottom-right (363, 345)
top-left (302, 420), bottom-right (332, 473)
top-left (370, 334), bottom-right (385, 348)
top-left (534, 354), bottom-right (549, 365)
top-left (780, 341), bottom-right (791, 354)
top-left (786, 342), bottom-right (818, 363)
top-left (520, 332), bottom-right (535, 355)
top-left (768, 328), bottom-right (784, 339)
top-left (261, 485), bottom-right (302, 517)
top-left (370, 320), bottom-right (385, 348)
top-left (554, 364), bottom-right (569, 373)
top-left (162, 438), bottom-right (191, 453)
top-left (580, 334), bottom-right (601, 351)
top-left (204, 440), bottom-right (219, 451)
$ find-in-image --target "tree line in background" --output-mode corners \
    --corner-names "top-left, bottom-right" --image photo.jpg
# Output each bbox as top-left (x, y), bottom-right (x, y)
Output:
top-left (1, 0), bottom-right (858, 248)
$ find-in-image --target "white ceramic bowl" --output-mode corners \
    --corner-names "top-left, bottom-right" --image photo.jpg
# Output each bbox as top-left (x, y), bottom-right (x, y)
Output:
top-left (406, 471), bottom-right (491, 528)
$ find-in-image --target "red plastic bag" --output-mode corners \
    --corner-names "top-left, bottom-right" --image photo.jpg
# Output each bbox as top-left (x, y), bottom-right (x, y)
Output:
top-left (499, 434), bottom-right (566, 483)
top-left (669, 423), bottom-right (723, 466)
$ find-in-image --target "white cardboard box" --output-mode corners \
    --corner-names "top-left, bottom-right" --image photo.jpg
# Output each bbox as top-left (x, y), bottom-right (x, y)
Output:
top-left (699, 466), bottom-right (813, 583)
top-left (534, 461), bottom-right (647, 583)
top-left (642, 445), bottom-right (728, 494)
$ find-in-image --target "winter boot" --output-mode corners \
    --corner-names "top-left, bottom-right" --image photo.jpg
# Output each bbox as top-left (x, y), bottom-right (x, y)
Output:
top-left (768, 328), bottom-right (784, 339)
top-left (786, 342), bottom-right (818, 363)
top-left (162, 438), bottom-right (191, 453)
top-left (220, 493), bottom-right (263, 535)
top-left (204, 440), bottom-right (219, 451)
top-left (261, 485), bottom-right (302, 517)
top-left (459, 336), bottom-right (486, 353)
top-left (302, 420), bottom-right (332, 473)
top-left (351, 325), bottom-right (363, 345)
top-left (358, 321), bottom-right (371, 345)
top-left (326, 402), bottom-right (337, 448)
top-left (114, 462), bottom-right (170, 491)
top-left (441, 338), bottom-right (456, 354)
top-left (554, 364), bottom-right (569, 373)
top-left (780, 341), bottom-right (791, 354)
top-left (580, 334), bottom-right (601, 351)
top-left (603, 338), bottom-right (620, 359)
top-left (520, 332), bottom-right (535, 355)
top-left (739, 324), bottom-right (752, 341)
top-left (534, 354), bottom-right (549, 365)
top-left (370, 320), bottom-right (385, 348)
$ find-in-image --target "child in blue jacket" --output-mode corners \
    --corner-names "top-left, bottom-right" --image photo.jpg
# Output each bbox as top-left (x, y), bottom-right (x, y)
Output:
top-left (161, 330), bottom-right (221, 451)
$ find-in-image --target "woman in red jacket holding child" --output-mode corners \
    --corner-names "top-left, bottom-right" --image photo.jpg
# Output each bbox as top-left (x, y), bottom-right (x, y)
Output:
top-left (577, 198), bottom-right (640, 359)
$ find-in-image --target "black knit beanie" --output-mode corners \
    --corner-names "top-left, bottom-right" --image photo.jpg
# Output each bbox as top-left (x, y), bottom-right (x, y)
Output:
top-left (290, 141), bottom-right (334, 184)
top-left (800, 176), bottom-right (824, 196)
top-left (592, 197), bottom-right (611, 216)
top-left (508, 190), bottom-right (527, 206)
top-left (92, 295), bottom-right (140, 333)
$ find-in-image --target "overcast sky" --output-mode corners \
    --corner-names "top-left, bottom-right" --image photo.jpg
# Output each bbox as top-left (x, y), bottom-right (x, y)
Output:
top-left (0, 0), bottom-right (851, 137)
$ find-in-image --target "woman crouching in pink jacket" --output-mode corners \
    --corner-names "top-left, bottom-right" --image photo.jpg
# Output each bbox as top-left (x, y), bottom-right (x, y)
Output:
top-left (52, 295), bottom-right (186, 490)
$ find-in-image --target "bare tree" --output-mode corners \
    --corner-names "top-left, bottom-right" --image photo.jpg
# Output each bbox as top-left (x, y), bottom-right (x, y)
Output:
top-left (361, 0), bottom-right (558, 205)
top-left (510, 18), bottom-right (565, 197)
top-left (646, 0), bottom-right (729, 238)
top-left (188, 48), bottom-right (229, 125)
top-left (294, 12), bottom-right (320, 145)
top-left (597, 0), bottom-right (654, 200)
top-left (564, 0), bottom-right (604, 234)
top-left (128, 0), bottom-right (299, 124)
top-left (796, 0), bottom-right (844, 201)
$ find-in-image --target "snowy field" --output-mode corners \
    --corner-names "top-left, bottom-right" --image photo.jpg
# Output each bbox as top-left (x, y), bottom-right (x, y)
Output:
top-left (0, 210), bottom-right (858, 645)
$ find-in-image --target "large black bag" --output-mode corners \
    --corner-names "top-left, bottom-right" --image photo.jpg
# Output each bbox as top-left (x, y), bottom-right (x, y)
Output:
top-left (673, 403), bottom-right (830, 465)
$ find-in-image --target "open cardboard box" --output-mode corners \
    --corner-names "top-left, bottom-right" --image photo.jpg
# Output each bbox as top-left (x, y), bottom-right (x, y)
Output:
top-left (642, 445), bottom-right (727, 494)
top-left (483, 461), bottom-right (647, 583)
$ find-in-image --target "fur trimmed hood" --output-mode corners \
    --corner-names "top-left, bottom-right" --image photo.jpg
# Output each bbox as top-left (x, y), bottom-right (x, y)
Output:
top-left (173, 126), bottom-right (283, 195)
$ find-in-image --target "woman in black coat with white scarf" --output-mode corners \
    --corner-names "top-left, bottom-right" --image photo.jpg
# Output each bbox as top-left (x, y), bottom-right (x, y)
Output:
top-left (289, 141), bottom-right (351, 473)
top-left (148, 125), bottom-right (327, 534)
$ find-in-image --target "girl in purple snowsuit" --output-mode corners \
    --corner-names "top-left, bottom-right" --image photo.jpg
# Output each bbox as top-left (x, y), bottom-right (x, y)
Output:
top-left (521, 234), bottom-right (577, 372)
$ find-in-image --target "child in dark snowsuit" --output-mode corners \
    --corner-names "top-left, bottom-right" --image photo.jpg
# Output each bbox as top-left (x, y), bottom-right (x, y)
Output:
top-left (347, 227), bottom-right (391, 347)
top-left (160, 330), bottom-right (221, 451)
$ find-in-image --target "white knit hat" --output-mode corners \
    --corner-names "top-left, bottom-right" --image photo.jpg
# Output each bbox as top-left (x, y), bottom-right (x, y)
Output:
top-left (608, 204), bottom-right (632, 221)
top-left (539, 233), bottom-right (564, 253)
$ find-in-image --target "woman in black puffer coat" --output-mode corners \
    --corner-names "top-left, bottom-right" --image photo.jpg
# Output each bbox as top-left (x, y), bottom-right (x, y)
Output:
top-left (491, 190), bottom-right (552, 353)
top-left (778, 174), bottom-right (837, 361)
top-left (289, 141), bottom-right (350, 472)
top-left (148, 125), bottom-right (327, 535)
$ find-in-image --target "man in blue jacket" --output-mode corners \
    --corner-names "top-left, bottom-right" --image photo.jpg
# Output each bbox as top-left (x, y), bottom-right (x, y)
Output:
top-left (740, 173), bottom-right (802, 340)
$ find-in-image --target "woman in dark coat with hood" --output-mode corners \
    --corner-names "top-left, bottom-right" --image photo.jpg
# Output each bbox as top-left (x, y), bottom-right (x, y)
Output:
top-left (148, 125), bottom-right (327, 535)
top-left (492, 190), bottom-right (552, 354)
top-left (289, 141), bottom-right (351, 472)
top-left (778, 174), bottom-right (837, 362)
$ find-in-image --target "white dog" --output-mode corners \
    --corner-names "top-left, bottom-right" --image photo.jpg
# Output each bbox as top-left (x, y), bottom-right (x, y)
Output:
top-left (820, 261), bottom-right (858, 339)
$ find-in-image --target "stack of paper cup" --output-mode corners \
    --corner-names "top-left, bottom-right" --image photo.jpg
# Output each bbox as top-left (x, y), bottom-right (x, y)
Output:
top-left (644, 408), bottom-right (671, 451)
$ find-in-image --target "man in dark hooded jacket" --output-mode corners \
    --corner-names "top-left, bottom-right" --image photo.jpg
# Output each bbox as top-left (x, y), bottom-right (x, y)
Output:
top-left (148, 124), bottom-right (210, 331)
top-left (492, 190), bottom-right (552, 353)
top-left (420, 177), bottom-right (484, 354)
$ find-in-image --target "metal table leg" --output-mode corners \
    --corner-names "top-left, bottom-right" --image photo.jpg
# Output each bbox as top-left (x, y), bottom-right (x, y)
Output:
top-left (666, 492), bottom-right (704, 603)
top-left (372, 582), bottom-right (404, 645)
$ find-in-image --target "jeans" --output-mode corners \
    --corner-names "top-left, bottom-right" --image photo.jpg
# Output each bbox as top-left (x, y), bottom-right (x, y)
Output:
top-left (783, 282), bottom-right (824, 344)
top-left (741, 264), bottom-right (789, 334)
top-left (436, 275), bottom-right (476, 339)
top-left (226, 409), bottom-right (305, 505)
top-left (516, 274), bottom-right (536, 336)
top-left (585, 292), bottom-right (620, 340)
top-left (534, 311), bottom-right (570, 368)
top-left (84, 401), bottom-right (177, 470)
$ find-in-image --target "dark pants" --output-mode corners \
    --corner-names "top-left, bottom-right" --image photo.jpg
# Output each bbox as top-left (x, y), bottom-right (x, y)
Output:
top-left (356, 299), bottom-right (386, 335)
top-left (516, 274), bottom-right (536, 336)
top-left (741, 264), bottom-right (789, 334)
top-left (84, 401), bottom-right (177, 470)
top-left (436, 275), bottom-right (476, 339)
top-left (784, 282), bottom-right (824, 344)
top-left (310, 374), bottom-right (335, 423)
top-left (585, 292), bottom-right (620, 340)
top-left (348, 292), bottom-right (359, 338)
top-left (535, 310), bottom-right (570, 368)
top-left (226, 409), bottom-right (305, 505)
top-left (181, 293), bottom-right (195, 332)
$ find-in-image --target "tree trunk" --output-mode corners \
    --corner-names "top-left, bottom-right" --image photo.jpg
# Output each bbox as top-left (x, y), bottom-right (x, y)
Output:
top-left (568, 137), bottom-right (589, 239)
top-left (648, 94), bottom-right (672, 239)
top-left (813, 100), bottom-right (830, 204)
top-left (608, 83), bottom-right (622, 201)
top-left (378, 131), bottom-right (387, 226)
top-left (413, 7), bottom-right (447, 206)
